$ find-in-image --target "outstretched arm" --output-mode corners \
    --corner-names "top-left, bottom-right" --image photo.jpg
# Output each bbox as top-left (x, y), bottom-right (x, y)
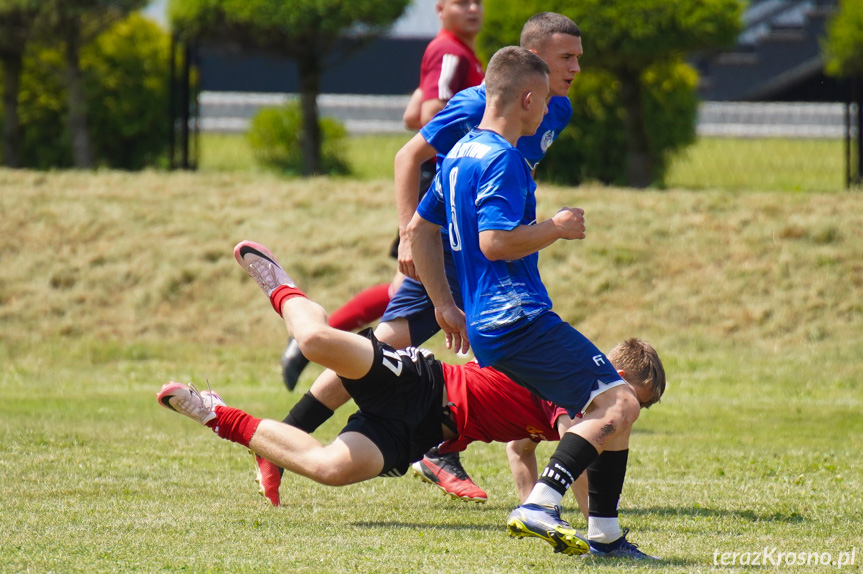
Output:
top-left (407, 213), bottom-right (469, 354)
top-left (507, 438), bottom-right (540, 503)
top-left (507, 418), bottom-right (589, 522)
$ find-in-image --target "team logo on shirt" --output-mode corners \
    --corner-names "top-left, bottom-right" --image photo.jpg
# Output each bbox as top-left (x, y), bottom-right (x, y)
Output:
top-left (540, 130), bottom-right (556, 153)
top-left (526, 426), bottom-right (549, 441)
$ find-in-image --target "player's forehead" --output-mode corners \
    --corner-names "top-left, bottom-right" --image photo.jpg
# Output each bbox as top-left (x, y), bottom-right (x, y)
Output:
top-left (440, 0), bottom-right (480, 8)
top-left (541, 33), bottom-right (583, 57)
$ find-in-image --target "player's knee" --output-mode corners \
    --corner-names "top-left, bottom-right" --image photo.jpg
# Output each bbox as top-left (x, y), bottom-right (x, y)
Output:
top-left (613, 391), bottom-right (641, 429)
top-left (294, 325), bottom-right (333, 364)
top-left (314, 466), bottom-right (352, 487)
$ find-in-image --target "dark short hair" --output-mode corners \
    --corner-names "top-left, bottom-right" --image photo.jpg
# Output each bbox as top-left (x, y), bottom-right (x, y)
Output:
top-left (520, 12), bottom-right (581, 51)
top-left (485, 46), bottom-right (550, 100)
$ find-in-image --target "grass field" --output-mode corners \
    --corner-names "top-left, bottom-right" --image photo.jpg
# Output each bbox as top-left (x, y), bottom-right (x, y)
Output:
top-left (664, 137), bottom-right (846, 192)
top-left (198, 133), bottom-right (850, 192)
top-left (1, 167), bottom-right (862, 573)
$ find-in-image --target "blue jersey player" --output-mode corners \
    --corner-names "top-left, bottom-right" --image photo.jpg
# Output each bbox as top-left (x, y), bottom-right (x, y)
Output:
top-left (275, 13), bottom-right (585, 504)
top-left (409, 46), bottom-right (657, 560)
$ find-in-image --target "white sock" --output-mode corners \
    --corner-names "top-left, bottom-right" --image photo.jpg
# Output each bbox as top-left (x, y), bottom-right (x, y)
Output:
top-left (587, 516), bottom-right (622, 543)
top-left (524, 483), bottom-right (563, 507)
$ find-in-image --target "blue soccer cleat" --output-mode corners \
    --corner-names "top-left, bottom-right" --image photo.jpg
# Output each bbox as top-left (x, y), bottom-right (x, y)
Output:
top-left (507, 503), bottom-right (589, 556)
top-left (588, 528), bottom-right (659, 560)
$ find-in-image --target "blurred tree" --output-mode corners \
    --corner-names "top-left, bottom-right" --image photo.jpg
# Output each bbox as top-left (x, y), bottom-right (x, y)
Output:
top-left (479, 0), bottom-right (742, 187)
top-left (824, 0), bottom-right (863, 79)
top-left (84, 13), bottom-right (169, 169)
top-left (37, 0), bottom-right (147, 168)
top-left (825, 0), bottom-right (863, 187)
top-left (14, 14), bottom-right (169, 170)
top-left (0, 0), bottom-right (41, 167)
top-left (538, 59), bottom-right (700, 188)
top-left (169, 0), bottom-right (409, 176)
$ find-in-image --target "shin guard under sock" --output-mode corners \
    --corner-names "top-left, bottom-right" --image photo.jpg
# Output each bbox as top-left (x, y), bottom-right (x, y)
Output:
top-left (587, 449), bottom-right (628, 543)
top-left (539, 433), bottom-right (599, 496)
top-left (283, 391), bottom-right (334, 434)
top-left (587, 449), bottom-right (628, 517)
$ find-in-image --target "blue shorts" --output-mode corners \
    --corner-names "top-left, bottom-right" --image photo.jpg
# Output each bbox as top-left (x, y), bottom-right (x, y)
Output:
top-left (380, 247), bottom-right (463, 346)
top-left (490, 313), bottom-right (625, 416)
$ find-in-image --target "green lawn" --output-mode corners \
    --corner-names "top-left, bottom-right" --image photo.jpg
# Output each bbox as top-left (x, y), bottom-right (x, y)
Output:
top-left (665, 137), bottom-right (846, 192)
top-left (1, 169), bottom-right (861, 572)
top-left (198, 132), bottom-right (849, 192)
top-left (198, 132), bottom-right (412, 181)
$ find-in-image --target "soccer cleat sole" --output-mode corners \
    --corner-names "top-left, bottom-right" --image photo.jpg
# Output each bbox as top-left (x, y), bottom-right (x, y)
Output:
top-left (507, 518), bottom-right (589, 556)
top-left (412, 466), bottom-right (488, 503)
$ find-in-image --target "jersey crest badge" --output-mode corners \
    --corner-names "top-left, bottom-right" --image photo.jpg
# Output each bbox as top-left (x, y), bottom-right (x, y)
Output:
top-left (540, 130), bottom-right (556, 153)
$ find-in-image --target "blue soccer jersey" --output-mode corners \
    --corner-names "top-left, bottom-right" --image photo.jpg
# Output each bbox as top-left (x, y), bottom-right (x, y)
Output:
top-left (421, 84), bottom-right (572, 171)
top-left (417, 129), bottom-right (553, 367)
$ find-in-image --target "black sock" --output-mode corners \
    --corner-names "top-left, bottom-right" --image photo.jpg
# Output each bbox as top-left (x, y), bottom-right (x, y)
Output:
top-left (539, 433), bottom-right (599, 496)
top-left (587, 449), bottom-right (629, 518)
top-left (283, 392), bottom-right (334, 434)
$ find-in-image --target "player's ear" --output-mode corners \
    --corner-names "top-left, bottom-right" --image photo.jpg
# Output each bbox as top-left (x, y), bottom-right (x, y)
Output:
top-left (522, 90), bottom-right (533, 110)
top-left (617, 369), bottom-right (626, 378)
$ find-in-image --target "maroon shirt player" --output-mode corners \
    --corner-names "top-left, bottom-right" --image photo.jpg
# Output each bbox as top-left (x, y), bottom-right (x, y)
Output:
top-left (404, 0), bottom-right (484, 130)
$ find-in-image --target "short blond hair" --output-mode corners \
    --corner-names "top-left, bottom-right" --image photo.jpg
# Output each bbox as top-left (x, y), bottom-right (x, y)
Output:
top-left (484, 46), bottom-right (549, 101)
top-left (607, 338), bottom-right (666, 408)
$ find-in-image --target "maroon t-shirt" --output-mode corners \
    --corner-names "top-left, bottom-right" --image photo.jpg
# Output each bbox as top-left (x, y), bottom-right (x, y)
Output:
top-left (419, 29), bottom-right (484, 103)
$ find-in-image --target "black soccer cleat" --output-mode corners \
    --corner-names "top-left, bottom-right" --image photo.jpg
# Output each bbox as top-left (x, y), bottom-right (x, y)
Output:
top-left (281, 338), bottom-right (309, 391)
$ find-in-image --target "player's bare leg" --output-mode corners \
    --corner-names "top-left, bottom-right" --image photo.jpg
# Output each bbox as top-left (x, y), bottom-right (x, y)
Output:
top-left (233, 240), bottom-right (376, 381)
top-left (281, 277), bottom-right (399, 391)
top-left (157, 382), bottom-right (384, 488)
top-left (249, 423), bottom-right (384, 485)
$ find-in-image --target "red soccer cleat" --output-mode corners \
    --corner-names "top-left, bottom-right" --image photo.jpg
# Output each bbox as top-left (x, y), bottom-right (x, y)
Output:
top-left (251, 451), bottom-right (282, 507)
top-left (412, 447), bottom-right (487, 502)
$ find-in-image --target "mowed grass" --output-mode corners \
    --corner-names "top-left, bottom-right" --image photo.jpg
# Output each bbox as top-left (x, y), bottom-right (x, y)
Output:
top-left (1, 168), bottom-right (862, 573)
top-left (665, 137), bottom-right (846, 192)
top-left (199, 132), bottom-right (411, 181)
top-left (199, 132), bottom-right (849, 192)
